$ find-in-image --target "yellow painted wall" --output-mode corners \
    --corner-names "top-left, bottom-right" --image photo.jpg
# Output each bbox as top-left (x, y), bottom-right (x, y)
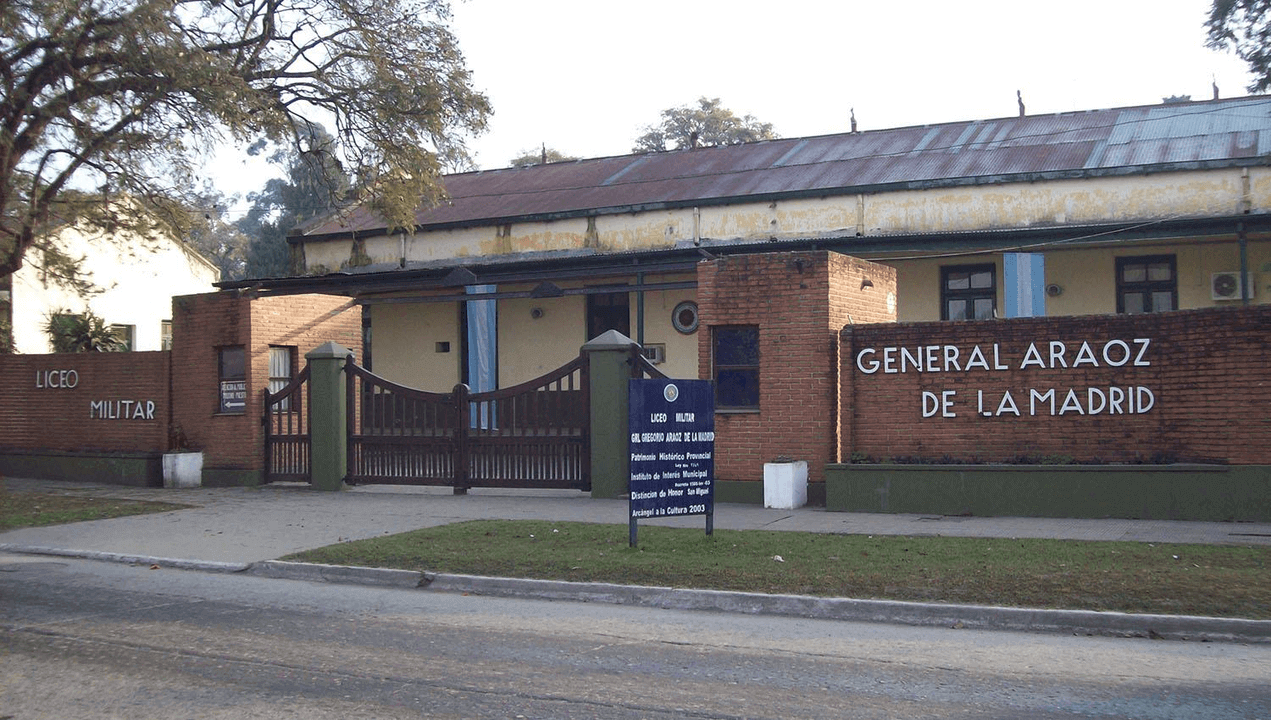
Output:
top-left (882, 238), bottom-right (1269, 321)
top-left (499, 292), bottom-right (587, 386)
top-left (496, 278), bottom-right (700, 385)
top-left (301, 167), bottom-right (1271, 274)
top-left (368, 302), bottom-right (461, 391)
top-left (631, 285), bottom-right (700, 380)
top-left (364, 274), bottom-right (702, 392)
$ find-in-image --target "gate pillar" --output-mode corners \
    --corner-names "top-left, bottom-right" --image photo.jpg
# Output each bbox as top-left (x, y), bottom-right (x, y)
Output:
top-left (306, 341), bottom-right (353, 491)
top-left (583, 330), bottom-right (637, 499)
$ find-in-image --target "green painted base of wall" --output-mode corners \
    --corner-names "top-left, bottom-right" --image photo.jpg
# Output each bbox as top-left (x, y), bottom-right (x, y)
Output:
top-left (0, 451), bottom-right (162, 487)
top-left (825, 464), bottom-right (1271, 522)
top-left (202, 467), bottom-right (263, 488)
top-left (590, 479), bottom-right (826, 506)
top-left (710, 480), bottom-right (827, 507)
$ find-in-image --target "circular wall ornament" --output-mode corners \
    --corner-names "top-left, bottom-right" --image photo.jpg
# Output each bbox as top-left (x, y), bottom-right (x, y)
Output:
top-left (671, 301), bottom-right (699, 334)
top-left (663, 383), bottom-right (679, 402)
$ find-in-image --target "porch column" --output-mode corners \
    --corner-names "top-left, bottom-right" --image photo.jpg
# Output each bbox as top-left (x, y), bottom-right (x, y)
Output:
top-left (584, 330), bottom-right (637, 499)
top-left (307, 341), bottom-right (353, 491)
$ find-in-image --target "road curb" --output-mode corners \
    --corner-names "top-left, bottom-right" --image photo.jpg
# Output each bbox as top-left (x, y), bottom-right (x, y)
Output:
top-left (423, 572), bottom-right (1271, 645)
top-left (0, 543), bottom-right (250, 574)
top-left (5, 544), bottom-right (1268, 644)
top-left (251, 560), bottom-right (425, 588)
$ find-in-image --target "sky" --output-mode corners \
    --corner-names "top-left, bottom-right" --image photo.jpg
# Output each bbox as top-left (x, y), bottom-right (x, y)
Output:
top-left (445, 0), bottom-right (1255, 168)
top-left (212, 0), bottom-right (1257, 206)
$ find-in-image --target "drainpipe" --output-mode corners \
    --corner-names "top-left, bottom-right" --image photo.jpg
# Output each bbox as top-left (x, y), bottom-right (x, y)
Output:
top-left (636, 266), bottom-right (645, 345)
top-left (1239, 221), bottom-right (1251, 305)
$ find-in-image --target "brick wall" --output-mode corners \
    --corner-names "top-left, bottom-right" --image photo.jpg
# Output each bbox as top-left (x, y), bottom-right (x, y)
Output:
top-left (696, 251), bottom-right (896, 483)
top-left (0, 352), bottom-right (170, 454)
top-left (841, 306), bottom-right (1271, 465)
top-left (171, 292), bottom-right (361, 481)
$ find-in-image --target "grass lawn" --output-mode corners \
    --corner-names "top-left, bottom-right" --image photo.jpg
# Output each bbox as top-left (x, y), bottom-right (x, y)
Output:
top-left (0, 487), bottom-right (187, 531)
top-left (285, 519), bottom-right (1271, 620)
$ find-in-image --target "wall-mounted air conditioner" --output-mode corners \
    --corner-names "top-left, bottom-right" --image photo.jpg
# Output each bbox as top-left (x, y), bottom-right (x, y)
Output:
top-left (1211, 272), bottom-right (1255, 301)
top-left (641, 344), bottom-right (666, 364)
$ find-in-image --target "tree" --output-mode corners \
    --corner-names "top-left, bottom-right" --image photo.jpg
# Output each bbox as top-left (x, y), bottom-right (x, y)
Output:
top-left (237, 126), bottom-right (351, 279)
top-left (632, 97), bottom-right (778, 153)
top-left (187, 190), bottom-right (250, 281)
top-left (509, 146), bottom-right (579, 168)
top-left (44, 309), bottom-right (124, 352)
top-left (0, 0), bottom-right (491, 282)
top-left (1207, 0), bottom-right (1271, 92)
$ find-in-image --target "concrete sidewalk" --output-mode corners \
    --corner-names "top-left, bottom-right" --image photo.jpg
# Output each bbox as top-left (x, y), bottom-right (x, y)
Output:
top-left (3, 476), bottom-right (1270, 643)
top-left (3, 477), bottom-right (1269, 564)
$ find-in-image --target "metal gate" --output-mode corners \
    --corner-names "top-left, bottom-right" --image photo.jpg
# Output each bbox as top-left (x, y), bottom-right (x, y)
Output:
top-left (263, 364), bottom-right (311, 483)
top-left (345, 355), bottom-right (590, 490)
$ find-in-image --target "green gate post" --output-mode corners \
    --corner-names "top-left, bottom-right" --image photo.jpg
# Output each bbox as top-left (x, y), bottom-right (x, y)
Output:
top-left (306, 341), bottom-right (353, 491)
top-left (584, 330), bottom-right (637, 499)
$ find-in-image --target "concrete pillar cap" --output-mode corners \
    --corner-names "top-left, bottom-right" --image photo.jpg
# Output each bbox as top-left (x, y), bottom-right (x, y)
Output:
top-left (306, 341), bottom-right (354, 360)
top-left (582, 329), bottom-right (636, 351)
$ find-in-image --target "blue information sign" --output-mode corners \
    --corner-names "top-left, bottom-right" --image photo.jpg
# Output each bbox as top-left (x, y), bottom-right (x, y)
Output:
top-left (628, 378), bottom-right (714, 545)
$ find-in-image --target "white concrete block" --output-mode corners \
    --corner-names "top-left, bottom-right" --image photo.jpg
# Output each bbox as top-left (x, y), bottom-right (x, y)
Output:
top-left (163, 452), bottom-right (203, 488)
top-left (763, 461), bottom-right (808, 509)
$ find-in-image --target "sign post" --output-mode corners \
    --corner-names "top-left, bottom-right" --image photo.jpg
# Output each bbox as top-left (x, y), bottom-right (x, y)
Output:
top-left (627, 378), bottom-right (715, 547)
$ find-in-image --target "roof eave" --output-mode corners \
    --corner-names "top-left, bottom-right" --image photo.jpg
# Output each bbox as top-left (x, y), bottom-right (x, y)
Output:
top-left (289, 157), bottom-right (1271, 244)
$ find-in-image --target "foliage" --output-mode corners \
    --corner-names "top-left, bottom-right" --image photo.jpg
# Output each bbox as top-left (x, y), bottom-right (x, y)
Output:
top-left (1207, 0), bottom-right (1271, 92)
top-left (44, 309), bottom-right (124, 352)
top-left (0, 315), bottom-right (12, 353)
top-left (509, 145), bottom-right (580, 168)
top-left (633, 97), bottom-right (778, 153)
top-left (237, 126), bottom-right (351, 279)
top-left (187, 191), bottom-right (251, 281)
top-left (288, 519), bottom-right (1271, 619)
top-left (0, 0), bottom-right (491, 281)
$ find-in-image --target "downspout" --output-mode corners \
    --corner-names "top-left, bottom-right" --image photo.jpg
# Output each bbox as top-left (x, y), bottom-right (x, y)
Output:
top-left (635, 264), bottom-right (645, 346)
top-left (1239, 221), bottom-right (1250, 305)
top-left (1239, 169), bottom-right (1251, 305)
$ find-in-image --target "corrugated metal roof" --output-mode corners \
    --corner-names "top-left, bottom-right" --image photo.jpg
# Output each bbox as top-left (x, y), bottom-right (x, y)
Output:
top-left (303, 96), bottom-right (1271, 238)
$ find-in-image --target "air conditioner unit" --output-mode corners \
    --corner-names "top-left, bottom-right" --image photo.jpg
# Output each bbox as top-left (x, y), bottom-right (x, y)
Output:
top-left (1211, 272), bottom-right (1255, 301)
top-left (641, 344), bottom-right (666, 364)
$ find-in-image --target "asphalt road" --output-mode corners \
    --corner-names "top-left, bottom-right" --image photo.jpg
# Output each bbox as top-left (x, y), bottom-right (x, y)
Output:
top-left (2, 553), bottom-right (1269, 719)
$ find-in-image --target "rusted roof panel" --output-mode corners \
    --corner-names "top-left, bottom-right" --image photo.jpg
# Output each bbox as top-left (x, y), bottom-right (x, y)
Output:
top-left (302, 96), bottom-right (1271, 237)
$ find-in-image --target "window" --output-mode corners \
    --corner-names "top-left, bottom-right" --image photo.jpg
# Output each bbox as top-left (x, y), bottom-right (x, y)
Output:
top-left (672, 301), bottom-right (699, 334)
top-left (110, 324), bottom-right (135, 351)
top-left (160, 320), bottom-right (173, 350)
top-left (941, 264), bottom-right (997, 320)
top-left (218, 345), bottom-right (246, 414)
top-left (268, 346), bottom-right (297, 410)
top-left (713, 326), bottom-right (760, 410)
top-left (587, 289), bottom-right (630, 340)
top-left (1117, 255), bottom-right (1176, 314)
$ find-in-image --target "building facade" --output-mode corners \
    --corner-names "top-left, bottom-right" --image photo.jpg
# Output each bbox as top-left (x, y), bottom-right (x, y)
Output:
top-left (225, 95), bottom-right (1271, 394)
top-left (5, 215), bottom-right (220, 353)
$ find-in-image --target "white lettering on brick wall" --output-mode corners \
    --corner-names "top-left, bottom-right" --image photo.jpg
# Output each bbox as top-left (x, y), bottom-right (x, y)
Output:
top-left (35, 369), bottom-right (79, 389)
top-left (858, 339), bottom-right (1156, 418)
top-left (89, 400), bottom-right (157, 421)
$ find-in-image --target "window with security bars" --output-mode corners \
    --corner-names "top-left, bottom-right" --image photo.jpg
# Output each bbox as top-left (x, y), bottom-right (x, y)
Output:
top-left (1116, 255), bottom-right (1176, 314)
top-left (941, 264), bottom-right (997, 320)
top-left (268, 346), bottom-right (297, 410)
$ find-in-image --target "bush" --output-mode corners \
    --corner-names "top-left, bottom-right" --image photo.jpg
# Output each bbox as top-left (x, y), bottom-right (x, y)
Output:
top-left (44, 310), bottom-right (124, 352)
